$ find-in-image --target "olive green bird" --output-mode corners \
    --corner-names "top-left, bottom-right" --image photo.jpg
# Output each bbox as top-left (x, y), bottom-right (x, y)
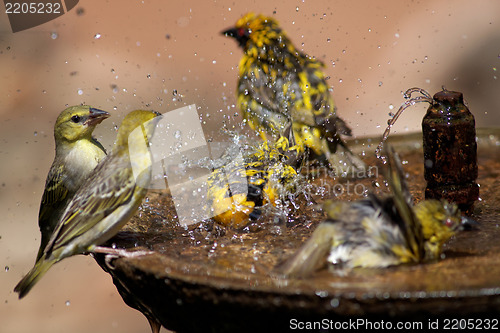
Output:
top-left (15, 110), bottom-right (161, 298)
top-left (222, 12), bottom-right (365, 175)
top-left (274, 148), bottom-right (475, 277)
top-left (36, 105), bottom-right (110, 261)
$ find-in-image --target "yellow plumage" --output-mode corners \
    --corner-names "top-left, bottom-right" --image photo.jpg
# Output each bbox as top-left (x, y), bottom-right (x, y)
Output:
top-left (223, 12), bottom-right (365, 174)
top-left (207, 137), bottom-right (300, 228)
top-left (37, 106), bottom-right (109, 261)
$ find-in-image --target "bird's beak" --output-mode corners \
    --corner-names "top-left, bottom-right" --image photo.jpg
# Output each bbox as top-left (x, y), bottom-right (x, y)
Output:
top-left (460, 215), bottom-right (480, 231)
top-left (86, 108), bottom-right (110, 126)
top-left (221, 27), bottom-right (237, 38)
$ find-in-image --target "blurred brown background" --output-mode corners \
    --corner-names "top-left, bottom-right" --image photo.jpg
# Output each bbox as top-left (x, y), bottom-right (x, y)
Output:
top-left (1, 1), bottom-right (499, 332)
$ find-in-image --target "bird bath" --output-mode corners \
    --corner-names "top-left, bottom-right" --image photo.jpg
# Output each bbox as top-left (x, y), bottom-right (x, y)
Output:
top-left (95, 128), bottom-right (500, 332)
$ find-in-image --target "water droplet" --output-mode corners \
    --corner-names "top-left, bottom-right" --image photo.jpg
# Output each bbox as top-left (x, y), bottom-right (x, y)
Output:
top-left (4, 266), bottom-right (9, 272)
top-left (34, 131), bottom-right (38, 136)
top-left (395, 33), bottom-right (400, 38)
top-left (212, 60), bottom-right (216, 64)
top-left (315, 290), bottom-right (328, 297)
top-left (77, 89), bottom-right (83, 95)
top-left (296, 6), bottom-right (299, 11)
top-left (94, 33), bottom-right (101, 39)
top-left (174, 130), bottom-right (181, 139)
top-left (378, 81), bottom-right (383, 87)
top-left (65, 300), bottom-right (71, 306)
top-left (50, 32), bottom-right (58, 39)
top-left (147, 74), bottom-right (151, 79)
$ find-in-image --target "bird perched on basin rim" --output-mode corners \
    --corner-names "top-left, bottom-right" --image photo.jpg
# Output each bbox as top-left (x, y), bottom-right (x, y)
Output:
top-left (222, 12), bottom-right (365, 175)
top-left (274, 147), bottom-right (474, 277)
top-left (36, 105), bottom-right (110, 262)
top-left (14, 110), bottom-right (161, 298)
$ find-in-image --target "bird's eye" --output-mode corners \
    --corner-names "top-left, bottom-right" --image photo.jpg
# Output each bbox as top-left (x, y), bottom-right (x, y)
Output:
top-left (71, 115), bottom-right (81, 123)
top-left (238, 27), bottom-right (246, 36)
top-left (445, 218), bottom-right (455, 228)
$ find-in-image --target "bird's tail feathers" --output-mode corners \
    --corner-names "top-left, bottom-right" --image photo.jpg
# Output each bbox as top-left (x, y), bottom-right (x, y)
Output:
top-left (272, 222), bottom-right (336, 278)
top-left (14, 254), bottom-right (57, 299)
top-left (385, 146), bottom-right (424, 260)
top-left (325, 142), bottom-right (367, 177)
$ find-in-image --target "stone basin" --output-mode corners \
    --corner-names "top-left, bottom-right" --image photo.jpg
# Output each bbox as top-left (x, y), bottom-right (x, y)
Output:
top-left (95, 128), bottom-right (500, 332)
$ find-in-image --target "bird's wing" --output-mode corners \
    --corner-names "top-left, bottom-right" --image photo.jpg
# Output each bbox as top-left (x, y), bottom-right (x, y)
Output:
top-left (45, 155), bottom-right (135, 254)
top-left (239, 59), bottom-right (291, 117)
top-left (385, 146), bottom-right (425, 260)
top-left (38, 163), bottom-right (70, 223)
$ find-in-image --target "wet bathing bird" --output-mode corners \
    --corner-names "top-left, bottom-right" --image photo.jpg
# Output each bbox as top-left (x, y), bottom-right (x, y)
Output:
top-left (222, 12), bottom-right (365, 175)
top-left (274, 148), bottom-right (473, 277)
top-left (36, 105), bottom-right (110, 261)
top-left (207, 136), bottom-right (301, 228)
top-left (14, 110), bottom-right (161, 298)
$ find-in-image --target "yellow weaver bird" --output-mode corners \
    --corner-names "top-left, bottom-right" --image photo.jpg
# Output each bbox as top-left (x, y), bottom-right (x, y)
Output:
top-left (207, 136), bottom-right (301, 228)
top-left (15, 110), bottom-right (161, 298)
top-left (222, 12), bottom-right (365, 175)
top-left (274, 148), bottom-right (474, 278)
top-left (37, 106), bottom-right (109, 261)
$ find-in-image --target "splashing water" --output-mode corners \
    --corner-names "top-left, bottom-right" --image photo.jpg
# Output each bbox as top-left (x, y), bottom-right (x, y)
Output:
top-left (375, 87), bottom-right (433, 163)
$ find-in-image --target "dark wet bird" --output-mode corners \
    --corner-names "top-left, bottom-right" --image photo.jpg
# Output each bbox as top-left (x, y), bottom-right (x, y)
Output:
top-left (274, 148), bottom-right (473, 277)
top-left (222, 12), bottom-right (365, 175)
